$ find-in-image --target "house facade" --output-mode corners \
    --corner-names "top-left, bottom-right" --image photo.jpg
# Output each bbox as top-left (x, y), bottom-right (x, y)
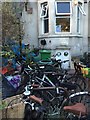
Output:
top-left (21, 0), bottom-right (89, 57)
top-left (88, 1), bottom-right (90, 50)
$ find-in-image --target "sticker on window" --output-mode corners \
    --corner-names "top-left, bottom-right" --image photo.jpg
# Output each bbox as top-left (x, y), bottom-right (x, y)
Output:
top-left (64, 52), bottom-right (68, 56)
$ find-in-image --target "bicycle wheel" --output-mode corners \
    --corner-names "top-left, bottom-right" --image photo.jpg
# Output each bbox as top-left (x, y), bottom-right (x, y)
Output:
top-left (41, 88), bottom-right (68, 119)
top-left (60, 92), bottom-right (90, 120)
top-left (67, 74), bottom-right (87, 91)
top-left (23, 104), bottom-right (32, 120)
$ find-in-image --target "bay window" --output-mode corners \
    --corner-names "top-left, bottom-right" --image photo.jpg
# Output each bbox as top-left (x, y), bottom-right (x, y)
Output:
top-left (39, 1), bottom-right (86, 35)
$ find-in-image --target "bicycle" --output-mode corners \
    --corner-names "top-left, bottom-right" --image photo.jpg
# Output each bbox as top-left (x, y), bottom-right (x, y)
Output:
top-left (23, 83), bottom-right (89, 120)
top-left (63, 103), bottom-right (90, 120)
top-left (4, 85), bottom-right (68, 119)
top-left (16, 62), bottom-right (82, 96)
top-left (23, 85), bottom-right (69, 120)
top-left (47, 58), bottom-right (87, 91)
top-left (15, 59), bottom-right (85, 98)
top-left (4, 80), bottom-right (89, 120)
top-left (59, 91), bottom-right (90, 120)
top-left (64, 60), bottom-right (87, 91)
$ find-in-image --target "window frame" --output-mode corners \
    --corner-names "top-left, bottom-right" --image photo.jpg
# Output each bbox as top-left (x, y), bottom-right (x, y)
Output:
top-left (55, 16), bottom-right (71, 33)
top-left (40, 3), bottom-right (48, 18)
top-left (78, 4), bottom-right (86, 16)
top-left (40, 2), bottom-right (49, 34)
top-left (55, 1), bottom-right (72, 15)
top-left (77, 2), bottom-right (86, 33)
top-left (55, 1), bottom-right (72, 33)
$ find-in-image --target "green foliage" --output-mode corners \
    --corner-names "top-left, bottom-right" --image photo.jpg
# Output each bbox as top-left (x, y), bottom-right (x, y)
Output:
top-left (0, 45), bottom-right (15, 58)
top-left (0, 101), bottom-right (7, 110)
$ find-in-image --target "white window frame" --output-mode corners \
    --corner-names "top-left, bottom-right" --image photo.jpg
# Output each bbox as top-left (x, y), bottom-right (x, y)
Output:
top-left (78, 4), bottom-right (86, 16)
top-left (55, 1), bottom-right (72, 15)
top-left (77, 2), bottom-right (86, 33)
top-left (55, 1), bottom-right (72, 33)
top-left (55, 16), bottom-right (71, 33)
top-left (40, 2), bottom-right (49, 34)
top-left (40, 3), bottom-right (48, 18)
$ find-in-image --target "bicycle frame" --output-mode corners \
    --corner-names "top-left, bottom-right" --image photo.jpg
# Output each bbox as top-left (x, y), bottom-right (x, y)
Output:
top-left (34, 74), bottom-right (55, 87)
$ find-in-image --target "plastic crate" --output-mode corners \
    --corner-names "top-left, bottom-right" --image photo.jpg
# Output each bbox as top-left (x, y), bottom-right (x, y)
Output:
top-left (39, 50), bottom-right (51, 60)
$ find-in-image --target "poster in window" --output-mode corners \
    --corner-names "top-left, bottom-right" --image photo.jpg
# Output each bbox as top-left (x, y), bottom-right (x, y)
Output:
top-left (56, 25), bottom-right (61, 32)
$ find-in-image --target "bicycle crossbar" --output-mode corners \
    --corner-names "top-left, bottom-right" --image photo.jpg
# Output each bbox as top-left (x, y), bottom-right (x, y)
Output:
top-left (32, 86), bottom-right (68, 97)
top-left (32, 86), bottom-right (65, 90)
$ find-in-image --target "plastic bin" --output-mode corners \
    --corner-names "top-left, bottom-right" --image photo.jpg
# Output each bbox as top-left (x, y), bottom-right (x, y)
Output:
top-left (38, 60), bottom-right (52, 65)
top-left (39, 50), bottom-right (51, 60)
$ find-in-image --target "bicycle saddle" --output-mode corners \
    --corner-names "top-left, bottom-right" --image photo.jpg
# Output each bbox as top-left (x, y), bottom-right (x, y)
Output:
top-left (63, 103), bottom-right (87, 116)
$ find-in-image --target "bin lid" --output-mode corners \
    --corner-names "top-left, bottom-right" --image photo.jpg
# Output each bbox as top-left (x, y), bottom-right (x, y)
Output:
top-left (39, 50), bottom-right (51, 53)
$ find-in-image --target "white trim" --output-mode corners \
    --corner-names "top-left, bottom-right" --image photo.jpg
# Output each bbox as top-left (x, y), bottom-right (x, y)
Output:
top-left (55, 1), bottom-right (72, 15)
top-left (55, 1), bottom-right (72, 33)
top-left (78, 4), bottom-right (86, 15)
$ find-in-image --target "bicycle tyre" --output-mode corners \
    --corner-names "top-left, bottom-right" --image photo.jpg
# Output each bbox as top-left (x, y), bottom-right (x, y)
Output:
top-left (67, 74), bottom-right (87, 91)
top-left (23, 104), bottom-right (32, 120)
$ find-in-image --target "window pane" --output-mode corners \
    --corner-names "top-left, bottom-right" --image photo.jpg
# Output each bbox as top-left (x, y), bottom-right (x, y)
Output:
top-left (57, 2), bottom-right (70, 13)
top-left (44, 19), bottom-right (49, 33)
top-left (44, 9), bottom-right (48, 18)
top-left (56, 18), bottom-right (70, 32)
top-left (41, 8), bottom-right (46, 16)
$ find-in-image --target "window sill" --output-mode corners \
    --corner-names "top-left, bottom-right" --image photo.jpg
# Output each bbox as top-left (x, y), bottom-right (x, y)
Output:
top-left (38, 34), bottom-right (83, 39)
